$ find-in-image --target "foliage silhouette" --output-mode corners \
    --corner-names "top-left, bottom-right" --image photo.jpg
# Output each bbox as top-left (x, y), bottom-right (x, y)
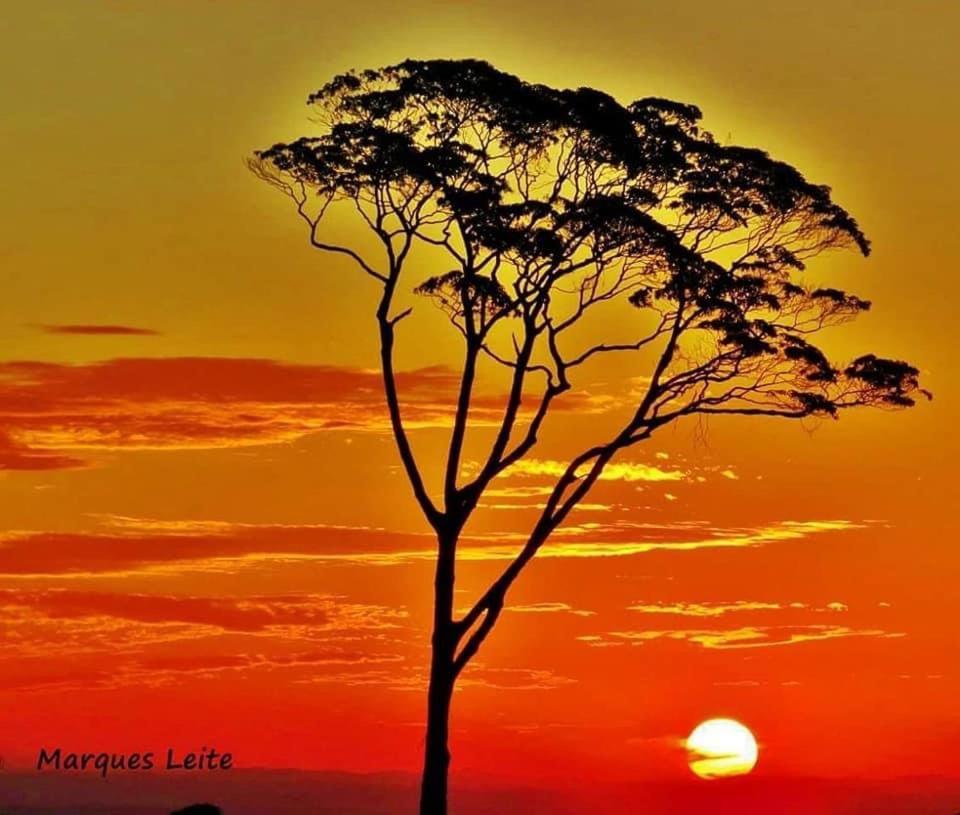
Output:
top-left (251, 58), bottom-right (927, 815)
top-left (170, 805), bottom-right (221, 815)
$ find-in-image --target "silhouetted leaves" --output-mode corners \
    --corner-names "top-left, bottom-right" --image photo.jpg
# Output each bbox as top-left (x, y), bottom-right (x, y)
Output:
top-left (844, 355), bottom-right (930, 407)
top-left (254, 58), bottom-right (925, 421)
top-left (415, 270), bottom-right (514, 326)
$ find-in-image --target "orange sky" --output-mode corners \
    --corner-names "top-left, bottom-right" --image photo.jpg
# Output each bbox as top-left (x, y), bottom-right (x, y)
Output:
top-left (1, 2), bottom-right (958, 812)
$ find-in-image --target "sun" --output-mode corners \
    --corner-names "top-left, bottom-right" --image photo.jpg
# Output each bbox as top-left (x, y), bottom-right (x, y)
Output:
top-left (686, 718), bottom-right (758, 780)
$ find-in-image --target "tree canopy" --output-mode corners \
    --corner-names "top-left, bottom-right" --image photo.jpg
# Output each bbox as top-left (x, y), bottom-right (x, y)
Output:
top-left (254, 59), bottom-right (924, 447)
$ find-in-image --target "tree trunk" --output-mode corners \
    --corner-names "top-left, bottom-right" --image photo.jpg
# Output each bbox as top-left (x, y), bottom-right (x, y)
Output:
top-left (419, 528), bottom-right (458, 815)
top-left (419, 640), bottom-right (455, 815)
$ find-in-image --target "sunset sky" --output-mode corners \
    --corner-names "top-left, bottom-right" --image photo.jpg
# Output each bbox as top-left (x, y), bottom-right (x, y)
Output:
top-left (1, 2), bottom-right (958, 813)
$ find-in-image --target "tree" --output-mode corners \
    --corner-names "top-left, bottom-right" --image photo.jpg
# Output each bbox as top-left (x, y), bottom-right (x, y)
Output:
top-left (250, 59), bottom-right (927, 815)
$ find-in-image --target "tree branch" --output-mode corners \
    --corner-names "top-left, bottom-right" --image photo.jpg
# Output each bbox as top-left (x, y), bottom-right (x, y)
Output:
top-left (378, 287), bottom-right (442, 529)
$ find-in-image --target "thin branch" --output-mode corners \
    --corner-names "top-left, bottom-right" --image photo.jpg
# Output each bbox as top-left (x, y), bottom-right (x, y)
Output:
top-left (309, 234), bottom-right (388, 283)
top-left (377, 285), bottom-right (442, 529)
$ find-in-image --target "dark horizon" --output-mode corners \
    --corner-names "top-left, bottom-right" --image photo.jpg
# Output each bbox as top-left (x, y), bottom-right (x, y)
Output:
top-left (3, 769), bottom-right (960, 815)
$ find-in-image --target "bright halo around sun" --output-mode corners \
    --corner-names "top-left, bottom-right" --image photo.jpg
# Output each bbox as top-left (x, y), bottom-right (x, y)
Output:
top-left (686, 718), bottom-right (758, 780)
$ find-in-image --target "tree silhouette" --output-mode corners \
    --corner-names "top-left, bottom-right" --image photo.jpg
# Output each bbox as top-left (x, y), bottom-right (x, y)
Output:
top-left (251, 59), bottom-right (927, 815)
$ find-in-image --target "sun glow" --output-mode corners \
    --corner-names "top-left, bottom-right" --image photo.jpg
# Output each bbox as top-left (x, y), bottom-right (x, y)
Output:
top-left (686, 719), bottom-right (759, 779)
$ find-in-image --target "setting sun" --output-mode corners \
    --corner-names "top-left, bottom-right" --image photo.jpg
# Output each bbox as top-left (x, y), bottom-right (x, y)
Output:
top-left (686, 719), bottom-right (759, 780)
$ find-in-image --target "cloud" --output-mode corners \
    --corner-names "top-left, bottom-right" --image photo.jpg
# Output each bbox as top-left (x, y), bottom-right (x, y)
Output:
top-left (137, 649), bottom-right (404, 674)
top-left (627, 600), bottom-right (858, 618)
top-left (0, 516), bottom-right (439, 576)
top-left (291, 663), bottom-right (574, 693)
top-left (505, 602), bottom-right (596, 617)
top-left (0, 646), bottom-right (408, 693)
top-left (580, 598), bottom-right (884, 650)
top-left (0, 431), bottom-right (86, 471)
top-left (575, 635), bottom-right (624, 648)
top-left (458, 666), bottom-right (576, 691)
top-left (36, 324), bottom-right (160, 336)
top-left (478, 501), bottom-right (614, 512)
top-left (504, 458), bottom-right (687, 483)
top-left (465, 519), bottom-right (864, 561)
top-left (0, 357), bottom-right (603, 469)
top-left (592, 625), bottom-right (903, 650)
top-left (0, 517), bottom-right (866, 577)
top-left (628, 601), bottom-right (785, 617)
top-left (0, 589), bottom-right (407, 665)
top-left (482, 486), bottom-right (555, 498)
top-left (0, 359), bottom-right (457, 463)
top-left (0, 589), bottom-right (405, 632)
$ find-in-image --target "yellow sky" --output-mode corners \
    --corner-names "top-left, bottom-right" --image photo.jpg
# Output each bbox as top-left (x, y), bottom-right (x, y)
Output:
top-left (3, 1), bottom-right (957, 373)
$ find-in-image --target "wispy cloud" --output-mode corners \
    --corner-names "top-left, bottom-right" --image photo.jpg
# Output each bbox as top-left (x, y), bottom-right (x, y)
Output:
top-left (626, 600), bottom-right (852, 617)
top-left (587, 625), bottom-right (904, 650)
top-left (469, 519), bottom-right (864, 561)
top-left (458, 666), bottom-right (577, 691)
top-left (0, 589), bottom-right (407, 659)
top-left (292, 664), bottom-right (574, 693)
top-left (504, 458), bottom-right (687, 483)
top-left (0, 517), bottom-right (866, 577)
top-left (628, 601), bottom-right (786, 617)
top-left (506, 602), bottom-right (596, 617)
top-left (0, 647), bottom-right (408, 694)
top-left (0, 431), bottom-right (86, 471)
top-left (0, 357), bottom-right (604, 469)
top-left (36, 324), bottom-right (160, 336)
top-left (482, 486), bottom-right (555, 498)
top-left (0, 588), bottom-right (403, 632)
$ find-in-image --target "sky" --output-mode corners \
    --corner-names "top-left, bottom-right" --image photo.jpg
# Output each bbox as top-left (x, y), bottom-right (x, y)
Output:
top-left (1, 2), bottom-right (959, 813)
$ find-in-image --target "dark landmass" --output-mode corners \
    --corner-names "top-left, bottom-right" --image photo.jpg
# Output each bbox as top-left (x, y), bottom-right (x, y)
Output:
top-left (1, 769), bottom-right (959, 814)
